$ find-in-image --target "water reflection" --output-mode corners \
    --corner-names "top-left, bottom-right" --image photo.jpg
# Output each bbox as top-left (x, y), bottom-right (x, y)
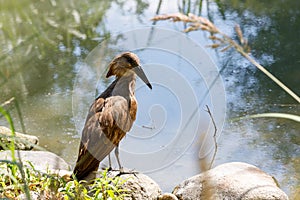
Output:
top-left (0, 0), bottom-right (299, 197)
top-left (209, 0), bottom-right (300, 196)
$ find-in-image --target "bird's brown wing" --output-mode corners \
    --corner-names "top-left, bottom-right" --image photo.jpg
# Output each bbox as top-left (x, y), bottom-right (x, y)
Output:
top-left (73, 95), bottom-right (136, 180)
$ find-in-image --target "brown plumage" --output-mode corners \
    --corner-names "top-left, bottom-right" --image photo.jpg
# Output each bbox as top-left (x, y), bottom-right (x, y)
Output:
top-left (73, 52), bottom-right (152, 181)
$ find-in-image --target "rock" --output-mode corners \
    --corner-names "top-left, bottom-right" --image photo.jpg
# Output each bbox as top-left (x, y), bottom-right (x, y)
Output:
top-left (0, 150), bottom-right (70, 173)
top-left (173, 162), bottom-right (289, 200)
top-left (0, 126), bottom-right (39, 150)
top-left (104, 171), bottom-right (162, 200)
top-left (158, 193), bottom-right (179, 200)
top-left (123, 173), bottom-right (161, 200)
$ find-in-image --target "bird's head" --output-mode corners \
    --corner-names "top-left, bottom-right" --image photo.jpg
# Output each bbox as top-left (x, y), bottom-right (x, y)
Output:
top-left (106, 52), bottom-right (152, 89)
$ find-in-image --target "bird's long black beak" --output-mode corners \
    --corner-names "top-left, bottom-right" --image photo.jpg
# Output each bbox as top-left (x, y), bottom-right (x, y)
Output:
top-left (133, 66), bottom-right (152, 89)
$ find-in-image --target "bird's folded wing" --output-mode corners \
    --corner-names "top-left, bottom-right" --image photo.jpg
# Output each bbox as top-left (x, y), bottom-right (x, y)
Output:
top-left (99, 95), bottom-right (134, 133)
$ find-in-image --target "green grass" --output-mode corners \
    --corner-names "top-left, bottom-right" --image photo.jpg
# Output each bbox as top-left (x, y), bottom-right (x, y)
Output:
top-left (0, 161), bottom-right (130, 199)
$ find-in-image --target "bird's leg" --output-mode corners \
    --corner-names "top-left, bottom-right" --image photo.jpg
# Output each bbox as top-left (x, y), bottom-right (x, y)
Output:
top-left (114, 146), bottom-right (138, 177)
top-left (108, 153), bottom-right (112, 171)
top-left (115, 145), bottom-right (124, 173)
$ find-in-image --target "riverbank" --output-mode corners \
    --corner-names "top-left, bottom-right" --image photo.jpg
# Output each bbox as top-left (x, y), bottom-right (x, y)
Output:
top-left (0, 150), bottom-right (289, 200)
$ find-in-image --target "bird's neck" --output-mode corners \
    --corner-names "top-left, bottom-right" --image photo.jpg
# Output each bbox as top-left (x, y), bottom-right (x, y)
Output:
top-left (112, 74), bottom-right (136, 99)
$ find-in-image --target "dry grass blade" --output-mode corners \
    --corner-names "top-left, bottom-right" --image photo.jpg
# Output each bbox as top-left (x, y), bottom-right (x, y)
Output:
top-left (1, 97), bottom-right (15, 107)
top-left (220, 45), bottom-right (233, 52)
top-left (152, 13), bottom-right (219, 33)
top-left (206, 43), bottom-right (221, 49)
top-left (151, 13), bottom-right (191, 22)
top-left (235, 24), bottom-right (244, 44)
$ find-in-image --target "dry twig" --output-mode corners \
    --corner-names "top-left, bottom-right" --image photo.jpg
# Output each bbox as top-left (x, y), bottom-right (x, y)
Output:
top-left (205, 105), bottom-right (217, 169)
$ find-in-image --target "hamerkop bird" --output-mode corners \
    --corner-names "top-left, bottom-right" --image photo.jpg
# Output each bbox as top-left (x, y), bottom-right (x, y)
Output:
top-left (73, 52), bottom-right (152, 181)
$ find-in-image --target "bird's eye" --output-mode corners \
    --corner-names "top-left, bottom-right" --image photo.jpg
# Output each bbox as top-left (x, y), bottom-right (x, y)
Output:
top-left (126, 57), bottom-right (134, 64)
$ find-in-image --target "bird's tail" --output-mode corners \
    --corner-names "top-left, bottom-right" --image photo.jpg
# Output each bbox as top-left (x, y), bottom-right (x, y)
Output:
top-left (72, 151), bottom-right (101, 181)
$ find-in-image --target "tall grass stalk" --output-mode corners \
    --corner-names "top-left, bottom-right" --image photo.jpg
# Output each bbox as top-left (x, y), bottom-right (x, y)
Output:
top-left (0, 105), bottom-right (31, 199)
top-left (0, 107), bottom-right (16, 162)
top-left (152, 13), bottom-right (300, 103)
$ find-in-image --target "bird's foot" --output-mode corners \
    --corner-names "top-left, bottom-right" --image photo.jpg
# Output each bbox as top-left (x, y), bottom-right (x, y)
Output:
top-left (116, 170), bottom-right (139, 178)
top-left (109, 167), bottom-right (139, 177)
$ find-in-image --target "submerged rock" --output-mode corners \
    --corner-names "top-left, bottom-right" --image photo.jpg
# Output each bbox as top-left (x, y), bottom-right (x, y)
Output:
top-left (173, 162), bottom-right (289, 200)
top-left (0, 126), bottom-right (39, 150)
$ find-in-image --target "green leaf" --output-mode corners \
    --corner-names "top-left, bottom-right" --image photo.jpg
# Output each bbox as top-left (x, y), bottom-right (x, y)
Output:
top-left (107, 189), bottom-right (115, 197)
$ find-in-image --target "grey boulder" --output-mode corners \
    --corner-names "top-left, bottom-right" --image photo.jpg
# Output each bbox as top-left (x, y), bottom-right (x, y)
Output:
top-left (173, 162), bottom-right (289, 200)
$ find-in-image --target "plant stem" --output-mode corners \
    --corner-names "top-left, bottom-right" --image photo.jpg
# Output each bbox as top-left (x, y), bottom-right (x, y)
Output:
top-left (243, 53), bottom-right (300, 103)
top-left (221, 32), bottom-right (300, 103)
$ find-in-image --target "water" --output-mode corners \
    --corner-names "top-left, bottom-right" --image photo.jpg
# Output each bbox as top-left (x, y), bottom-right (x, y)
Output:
top-left (1, 0), bottom-right (299, 197)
